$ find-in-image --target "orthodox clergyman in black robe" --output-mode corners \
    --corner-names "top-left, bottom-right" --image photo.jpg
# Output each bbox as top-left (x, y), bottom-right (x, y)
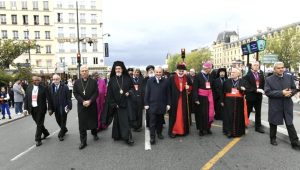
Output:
top-left (221, 68), bottom-right (249, 138)
top-left (105, 61), bottom-right (135, 146)
top-left (213, 68), bottom-right (227, 121)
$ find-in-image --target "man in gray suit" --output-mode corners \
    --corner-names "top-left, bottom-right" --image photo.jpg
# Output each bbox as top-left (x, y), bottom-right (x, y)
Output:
top-left (13, 79), bottom-right (25, 115)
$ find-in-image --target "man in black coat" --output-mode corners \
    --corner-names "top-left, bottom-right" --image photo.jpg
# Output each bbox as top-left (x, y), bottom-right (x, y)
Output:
top-left (243, 61), bottom-right (265, 133)
top-left (142, 65), bottom-right (155, 128)
top-left (144, 66), bottom-right (170, 145)
top-left (265, 62), bottom-right (300, 150)
top-left (24, 76), bottom-right (50, 147)
top-left (48, 74), bottom-right (72, 141)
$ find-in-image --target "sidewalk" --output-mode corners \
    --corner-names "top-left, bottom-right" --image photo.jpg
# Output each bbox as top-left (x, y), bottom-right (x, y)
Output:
top-left (0, 107), bottom-right (28, 126)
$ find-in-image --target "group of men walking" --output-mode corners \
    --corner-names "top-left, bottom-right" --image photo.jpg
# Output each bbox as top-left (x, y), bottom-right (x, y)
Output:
top-left (23, 60), bottom-right (300, 151)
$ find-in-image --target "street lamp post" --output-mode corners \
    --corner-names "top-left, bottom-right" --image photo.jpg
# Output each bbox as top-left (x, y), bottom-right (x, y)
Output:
top-left (76, 1), bottom-right (81, 79)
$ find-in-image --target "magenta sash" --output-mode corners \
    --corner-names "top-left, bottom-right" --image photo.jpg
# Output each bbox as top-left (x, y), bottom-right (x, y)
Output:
top-left (198, 89), bottom-right (214, 123)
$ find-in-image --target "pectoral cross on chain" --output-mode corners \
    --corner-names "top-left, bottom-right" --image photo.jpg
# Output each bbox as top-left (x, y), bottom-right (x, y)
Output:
top-left (83, 90), bottom-right (86, 95)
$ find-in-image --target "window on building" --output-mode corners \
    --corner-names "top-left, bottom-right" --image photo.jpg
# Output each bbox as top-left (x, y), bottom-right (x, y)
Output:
top-left (35, 31), bottom-right (40, 39)
top-left (93, 57), bottom-right (98, 64)
top-left (80, 27), bottom-right (86, 38)
top-left (44, 15), bottom-right (49, 25)
top-left (57, 2), bottom-right (62, 8)
top-left (24, 30), bottom-right (29, 39)
top-left (46, 60), bottom-right (52, 67)
top-left (34, 15), bottom-right (39, 25)
top-left (91, 28), bottom-right (97, 37)
top-left (93, 42), bottom-right (97, 52)
top-left (21, 1), bottom-right (27, 10)
top-left (33, 1), bottom-right (38, 10)
top-left (57, 13), bottom-right (63, 23)
top-left (80, 13), bottom-right (85, 24)
top-left (36, 59), bottom-right (42, 67)
top-left (11, 15), bottom-right (17, 24)
top-left (58, 43), bottom-right (64, 53)
top-left (71, 57), bottom-right (76, 65)
top-left (68, 2), bottom-right (74, 8)
top-left (10, 1), bottom-right (16, 9)
top-left (82, 43), bottom-right (87, 52)
top-left (58, 27), bottom-right (64, 37)
top-left (59, 57), bottom-right (65, 63)
top-left (46, 45), bottom-right (51, 53)
top-left (36, 45), bottom-right (41, 53)
top-left (0, 14), bottom-right (6, 24)
top-left (91, 1), bottom-right (96, 9)
top-left (91, 14), bottom-right (96, 24)
top-left (69, 13), bottom-right (74, 23)
top-left (1, 30), bottom-right (7, 39)
top-left (0, 1), bottom-right (5, 9)
top-left (23, 15), bottom-right (28, 25)
top-left (43, 1), bottom-right (49, 10)
top-left (13, 30), bottom-right (18, 39)
top-left (79, 1), bottom-right (85, 9)
top-left (82, 57), bottom-right (87, 65)
top-left (45, 31), bottom-right (50, 39)
top-left (69, 27), bottom-right (75, 37)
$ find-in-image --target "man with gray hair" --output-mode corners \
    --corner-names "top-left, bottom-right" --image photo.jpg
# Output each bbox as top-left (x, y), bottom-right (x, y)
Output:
top-left (265, 62), bottom-right (300, 150)
top-left (48, 74), bottom-right (72, 141)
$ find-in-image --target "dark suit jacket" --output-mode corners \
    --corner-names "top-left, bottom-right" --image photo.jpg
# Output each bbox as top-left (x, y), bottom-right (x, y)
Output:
top-left (144, 77), bottom-right (170, 115)
top-left (24, 84), bottom-right (48, 114)
top-left (48, 83), bottom-right (72, 113)
top-left (243, 70), bottom-right (265, 101)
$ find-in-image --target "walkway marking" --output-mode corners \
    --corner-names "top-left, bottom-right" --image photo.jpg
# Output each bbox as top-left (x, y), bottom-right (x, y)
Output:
top-left (145, 118), bottom-right (151, 150)
top-left (10, 129), bottom-right (59, 162)
top-left (211, 124), bottom-right (222, 128)
top-left (201, 137), bottom-right (241, 170)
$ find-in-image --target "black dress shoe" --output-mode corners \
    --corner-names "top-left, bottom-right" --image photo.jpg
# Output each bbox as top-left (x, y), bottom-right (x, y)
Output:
top-left (292, 142), bottom-right (300, 150)
top-left (2, 117), bottom-right (5, 119)
top-left (59, 136), bottom-right (64, 141)
top-left (36, 141), bottom-right (42, 147)
top-left (9, 116), bottom-right (12, 119)
top-left (199, 130), bottom-right (204, 136)
top-left (157, 134), bottom-right (164, 139)
top-left (79, 143), bottom-right (87, 150)
top-left (93, 135), bottom-right (99, 141)
top-left (43, 132), bottom-right (50, 140)
top-left (255, 127), bottom-right (265, 133)
top-left (207, 129), bottom-right (212, 134)
top-left (270, 139), bottom-right (278, 146)
top-left (169, 133), bottom-right (176, 138)
top-left (150, 138), bottom-right (156, 145)
top-left (227, 133), bottom-right (233, 139)
top-left (127, 139), bottom-right (134, 146)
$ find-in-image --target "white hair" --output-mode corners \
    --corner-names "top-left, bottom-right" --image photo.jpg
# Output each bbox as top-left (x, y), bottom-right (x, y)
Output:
top-left (52, 74), bottom-right (61, 79)
top-left (273, 62), bottom-right (284, 70)
top-left (80, 65), bottom-right (89, 70)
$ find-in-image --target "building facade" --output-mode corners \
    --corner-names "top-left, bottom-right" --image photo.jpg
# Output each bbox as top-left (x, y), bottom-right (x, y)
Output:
top-left (0, 0), bottom-right (106, 76)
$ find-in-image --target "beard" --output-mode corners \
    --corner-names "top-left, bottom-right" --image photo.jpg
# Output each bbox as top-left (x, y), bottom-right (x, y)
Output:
top-left (148, 73), bottom-right (155, 77)
top-left (116, 73), bottom-right (122, 76)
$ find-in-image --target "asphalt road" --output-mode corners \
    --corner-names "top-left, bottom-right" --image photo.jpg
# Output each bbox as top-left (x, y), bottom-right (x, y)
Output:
top-left (1, 100), bottom-right (300, 170)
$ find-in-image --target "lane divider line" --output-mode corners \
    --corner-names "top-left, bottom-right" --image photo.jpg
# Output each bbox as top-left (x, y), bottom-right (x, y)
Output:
top-left (10, 129), bottom-right (59, 162)
top-left (201, 137), bottom-right (241, 170)
top-left (145, 117), bottom-right (151, 150)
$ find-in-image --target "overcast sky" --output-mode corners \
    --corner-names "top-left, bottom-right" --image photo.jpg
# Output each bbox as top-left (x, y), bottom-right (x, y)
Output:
top-left (102, 0), bottom-right (300, 67)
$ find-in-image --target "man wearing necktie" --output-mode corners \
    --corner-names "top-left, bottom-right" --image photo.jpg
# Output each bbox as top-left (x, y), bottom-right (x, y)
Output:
top-left (243, 61), bottom-right (265, 133)
top-left (48, 74), bottom-right (72, 141)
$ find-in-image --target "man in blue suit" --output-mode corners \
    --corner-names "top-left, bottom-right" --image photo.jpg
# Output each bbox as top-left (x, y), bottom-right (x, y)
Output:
top-left (144, 67), bottom-right (170, 145)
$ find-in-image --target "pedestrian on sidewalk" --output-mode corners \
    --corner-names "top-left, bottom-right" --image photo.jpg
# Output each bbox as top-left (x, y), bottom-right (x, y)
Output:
top-left (24, 76), bottom-right (50, 147)
top-left (48, 74), bottom-right (72, 141)
top-left (0, 87), bottom-right (12, 119)
top-left (73, 65), bottom-right (99, 150)
top-left (13, 79), bottom-right (25, 115)
top-left (265, 62), bottom-right (300, 150)
top-left (8, 82), bottom-right (14, 108)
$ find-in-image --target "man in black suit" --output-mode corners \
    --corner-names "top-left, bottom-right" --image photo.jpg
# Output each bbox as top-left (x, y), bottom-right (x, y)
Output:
top-left (144, 67), bottom-right (170, 145)
top-left (48, 74), bottom-right (72, 141)
top-left (132, 68), bottom-right (144, 132)
top-left (243, 61), bottom-right (265, 133)
top-left (24, 76), bottom-right (50, 147)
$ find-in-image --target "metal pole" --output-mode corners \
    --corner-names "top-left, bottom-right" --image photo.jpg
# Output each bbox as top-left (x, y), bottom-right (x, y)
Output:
top-left (76, 1), bottom-right (81, 79)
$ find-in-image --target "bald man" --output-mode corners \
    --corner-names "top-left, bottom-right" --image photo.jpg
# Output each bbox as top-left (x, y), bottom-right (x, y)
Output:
top-left (24, 76), bottom-right (50, 147)
top-left (48, 74), bottom-right (72, 141)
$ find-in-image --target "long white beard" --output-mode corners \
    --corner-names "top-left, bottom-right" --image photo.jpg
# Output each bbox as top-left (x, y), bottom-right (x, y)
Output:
top-left (116, 73), bottom-right (122, 76)
top-left (148, 73), bottom-right (155, 77)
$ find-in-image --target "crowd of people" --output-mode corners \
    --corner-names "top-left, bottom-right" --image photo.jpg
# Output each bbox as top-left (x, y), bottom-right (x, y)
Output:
top-left (1, 60), bottom-right (300, 151)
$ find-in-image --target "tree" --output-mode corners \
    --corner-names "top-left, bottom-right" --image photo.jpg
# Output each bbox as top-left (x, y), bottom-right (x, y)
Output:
top-left (167, 48), bottom-right (212, 72)
top-left (265, 26), bottom-right (300, 70)
top-left (0, 39), bottom-right (36, 70)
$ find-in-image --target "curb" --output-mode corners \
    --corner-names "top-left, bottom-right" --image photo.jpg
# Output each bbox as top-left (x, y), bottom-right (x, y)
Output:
top-left (0, 115), bottom-right (29, 127)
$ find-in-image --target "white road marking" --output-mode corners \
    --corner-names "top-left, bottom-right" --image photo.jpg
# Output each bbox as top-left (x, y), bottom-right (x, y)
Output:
top-left (144, 112), bottom-right (151, 150)
top-left (10, 129), bottom-right (60, 162)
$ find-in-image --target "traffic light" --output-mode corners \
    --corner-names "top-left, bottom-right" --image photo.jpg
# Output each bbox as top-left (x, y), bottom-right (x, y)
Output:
top-left (77, 53), bottom-right (81, 63)
top-left (181, 48), bottom-right (185, 59)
